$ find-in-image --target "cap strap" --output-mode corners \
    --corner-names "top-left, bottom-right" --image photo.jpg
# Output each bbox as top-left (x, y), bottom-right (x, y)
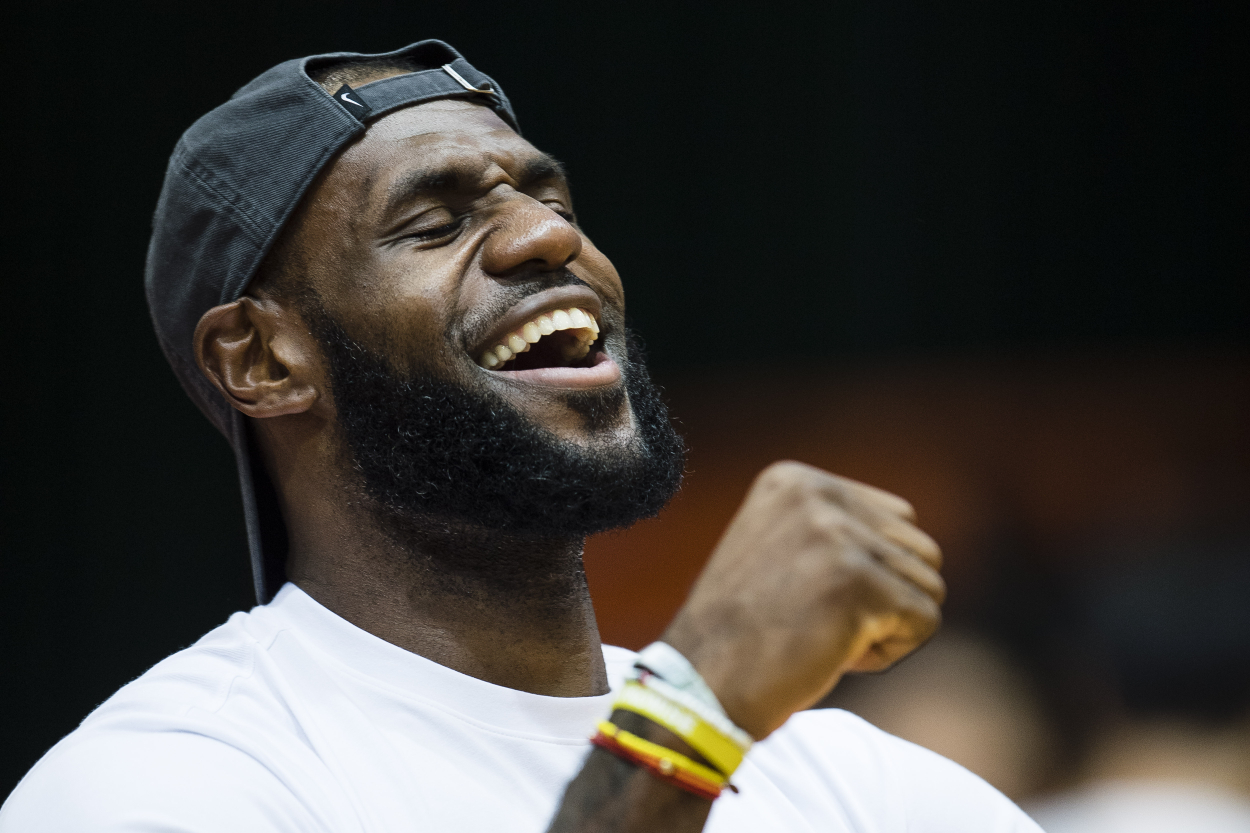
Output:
top-left (345, 59), bottom-right (517, 129)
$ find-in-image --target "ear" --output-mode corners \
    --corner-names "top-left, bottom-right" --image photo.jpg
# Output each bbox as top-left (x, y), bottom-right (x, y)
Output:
top-left (193, 295), bottom-right (320, 419)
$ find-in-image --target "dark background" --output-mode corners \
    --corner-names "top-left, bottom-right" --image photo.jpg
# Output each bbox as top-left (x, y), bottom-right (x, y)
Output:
top-left (4, 0), bottom-right (1246, 799)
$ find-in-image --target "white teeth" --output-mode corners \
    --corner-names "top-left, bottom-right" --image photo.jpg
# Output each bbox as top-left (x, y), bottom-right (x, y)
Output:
top-left (479, 307), bottom-right (601, 370)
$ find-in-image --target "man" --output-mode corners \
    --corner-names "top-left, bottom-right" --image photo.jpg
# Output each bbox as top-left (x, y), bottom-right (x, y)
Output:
top-left (1, 41), bottom-right (1042, 831)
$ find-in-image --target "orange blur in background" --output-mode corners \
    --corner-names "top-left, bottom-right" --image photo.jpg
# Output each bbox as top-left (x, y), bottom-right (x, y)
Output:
top-left (585, 349), bottom-right (1249, 649)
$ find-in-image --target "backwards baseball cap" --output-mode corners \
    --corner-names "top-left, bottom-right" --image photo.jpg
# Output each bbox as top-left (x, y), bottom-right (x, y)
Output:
top-left (145, 40), bottom-right (519, 604)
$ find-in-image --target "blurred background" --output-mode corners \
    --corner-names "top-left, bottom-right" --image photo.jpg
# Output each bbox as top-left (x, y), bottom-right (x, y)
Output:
top-left (4, 1), bottom-right (1247, 826)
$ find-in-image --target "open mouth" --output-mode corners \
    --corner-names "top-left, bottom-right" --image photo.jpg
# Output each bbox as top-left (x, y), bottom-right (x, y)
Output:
top-left (476, 307), bottom-right (602, 372)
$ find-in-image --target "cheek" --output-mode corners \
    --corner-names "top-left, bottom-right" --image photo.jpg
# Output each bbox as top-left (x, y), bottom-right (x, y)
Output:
top-left (330, 263), bottom-right (460, 372)
top-left (577, 240), bottom-right (626, 311)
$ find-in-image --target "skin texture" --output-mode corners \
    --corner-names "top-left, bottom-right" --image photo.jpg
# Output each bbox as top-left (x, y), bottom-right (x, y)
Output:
top-left (194, 89), bottom-right (945, 832)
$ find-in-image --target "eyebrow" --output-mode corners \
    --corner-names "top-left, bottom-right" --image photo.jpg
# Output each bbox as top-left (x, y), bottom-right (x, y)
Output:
top-left (380, 152), bottom-right (569, 224)
top-left (516, 154), bottom-right (569, 188)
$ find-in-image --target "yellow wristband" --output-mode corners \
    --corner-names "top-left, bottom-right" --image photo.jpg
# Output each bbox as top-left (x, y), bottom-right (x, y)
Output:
top-left (597, 721), bottom-right (727, 788)
top-left (613, 680), bottom-right (746, 777)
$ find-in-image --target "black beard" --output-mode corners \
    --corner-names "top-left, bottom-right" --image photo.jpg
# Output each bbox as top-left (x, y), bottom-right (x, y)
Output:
top-left (303, 302), bottom-right (685, 599)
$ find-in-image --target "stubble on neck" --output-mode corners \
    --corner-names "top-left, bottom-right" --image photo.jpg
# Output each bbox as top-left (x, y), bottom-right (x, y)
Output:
top-left (287, 495), bottom-right (611, 697)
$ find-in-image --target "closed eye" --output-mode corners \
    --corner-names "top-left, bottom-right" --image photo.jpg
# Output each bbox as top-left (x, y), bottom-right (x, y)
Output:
top-left (404, 216), bottom-right (465, 243)
top-left (546, 205), bottom-right (578, 225)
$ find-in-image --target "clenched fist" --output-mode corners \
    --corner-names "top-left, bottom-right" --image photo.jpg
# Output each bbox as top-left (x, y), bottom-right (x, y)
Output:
top-left (662, 461), bottom-right (945, 740)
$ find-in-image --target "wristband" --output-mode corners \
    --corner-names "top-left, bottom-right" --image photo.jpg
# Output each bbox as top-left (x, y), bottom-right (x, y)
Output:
top-left (634, 642), bottom-right (754, 748)
top-left (635, 642), bottom-right (726, 717)
top-left (591, 720), bottom-right (726, 801)
top-left (613, 679), bottom-right (747, 778)
top-left (629, 670), bottom-right (754, 753)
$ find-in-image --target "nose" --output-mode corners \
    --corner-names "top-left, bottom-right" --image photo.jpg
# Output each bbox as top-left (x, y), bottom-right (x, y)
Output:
top-left (479, 197), bottom-right (582, 279)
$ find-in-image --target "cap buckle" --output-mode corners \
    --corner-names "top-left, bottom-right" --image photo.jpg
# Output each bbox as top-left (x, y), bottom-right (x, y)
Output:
top-left (441, 63), bottom-right (497, 96)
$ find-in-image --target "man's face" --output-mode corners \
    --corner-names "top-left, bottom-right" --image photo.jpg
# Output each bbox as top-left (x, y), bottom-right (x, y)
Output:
top-left (276, 97), bottom-right (683, 548)
top-left (290, 98), bottom-right (631, 446)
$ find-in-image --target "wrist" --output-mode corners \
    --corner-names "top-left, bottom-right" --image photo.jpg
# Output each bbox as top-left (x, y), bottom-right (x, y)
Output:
top-left (592, 643), bottom-right (754, 805)
top-left (610, 709), bottom-right (707, 766)
top-left (658, 623), bottom-right (762, 738)
top-left (599, 710), bottom-right (728, 802)
top-left (630, 644), bottom-right (754, 754)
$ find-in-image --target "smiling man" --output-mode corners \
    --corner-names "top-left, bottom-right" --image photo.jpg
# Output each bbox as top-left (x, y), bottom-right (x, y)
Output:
top-left (0, 41), bottom-right (1042, 832)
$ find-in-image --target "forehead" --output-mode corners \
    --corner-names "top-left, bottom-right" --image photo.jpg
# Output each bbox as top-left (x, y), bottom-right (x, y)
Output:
top-left (327, 99), bottom-right (545, 196)
top-left (363, 97), bottom-right (512, 144)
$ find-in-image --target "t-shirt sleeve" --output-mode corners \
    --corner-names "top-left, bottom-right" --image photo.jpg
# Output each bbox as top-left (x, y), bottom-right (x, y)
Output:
top-left (0, 730), bottom-right (332, 833)
top-left (888, 736), bottom-right (1044, 832)
top-left (774, 710), bottom-right (1045, 833)
top-left (836, 713), bottom-right (1046, 833)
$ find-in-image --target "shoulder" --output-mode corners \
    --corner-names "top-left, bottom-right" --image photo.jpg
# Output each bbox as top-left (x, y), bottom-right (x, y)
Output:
top-left (63, 606), bottom-right (297, 737)
top-left (1, 609), bottom-right (340, 832)
top-left (1, 724), bottom-right (325, 833)
top-left (756, 709), bottom-right (1044, 833)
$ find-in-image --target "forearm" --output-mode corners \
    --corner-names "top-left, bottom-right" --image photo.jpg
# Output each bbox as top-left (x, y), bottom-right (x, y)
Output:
top-left (551, 463), bottom-right (945, 831)
top-left (546, 711), bottom-right (715, 833)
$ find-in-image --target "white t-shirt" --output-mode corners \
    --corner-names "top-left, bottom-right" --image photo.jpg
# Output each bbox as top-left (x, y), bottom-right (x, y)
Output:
top-left (2, 584), bottom-right (1042, 832)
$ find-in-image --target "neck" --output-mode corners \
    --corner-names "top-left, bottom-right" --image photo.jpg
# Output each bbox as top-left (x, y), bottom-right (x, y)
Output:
top-left (282, 487), bottom-right (610, 698)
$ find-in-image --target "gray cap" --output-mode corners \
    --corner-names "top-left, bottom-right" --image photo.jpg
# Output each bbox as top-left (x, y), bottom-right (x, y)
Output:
top-left (145, 40), bottom-right (518, 603)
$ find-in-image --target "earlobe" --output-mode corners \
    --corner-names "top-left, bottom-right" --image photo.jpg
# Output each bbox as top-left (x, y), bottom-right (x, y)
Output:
top-left (193, 296), bottom-right (320, 418)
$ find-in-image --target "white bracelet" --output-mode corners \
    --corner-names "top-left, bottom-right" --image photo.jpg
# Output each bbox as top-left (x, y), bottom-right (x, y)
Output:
top-left (633, 642), bottom-right (754, 747)
top-left (627, 668), bottom-right (755, 751)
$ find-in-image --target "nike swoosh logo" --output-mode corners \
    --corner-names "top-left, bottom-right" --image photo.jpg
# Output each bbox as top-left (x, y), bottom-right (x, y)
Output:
top-left (340, 92), bottom-right (363, 107)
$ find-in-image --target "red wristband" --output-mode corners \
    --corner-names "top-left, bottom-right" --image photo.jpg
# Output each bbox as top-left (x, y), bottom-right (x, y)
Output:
top-left (591, 727), bottom-right (724, 802)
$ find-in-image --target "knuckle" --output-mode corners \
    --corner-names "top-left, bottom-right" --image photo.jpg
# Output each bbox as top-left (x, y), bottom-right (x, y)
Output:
top-left (764, 459), bottom-right (807, 478)
top-left (835, 554), bottom-right (884, 596)
top-left (912, 595), bottom-right (943, 635)
top-left (891, 523), bottom-right (943, 568)
top-left (904, 567), bottom-right (946, 610)
top-left (819, 471), bottom-right (856, 500)
top-left (810, 506), bottom-right (853, 541)
top-left (757, 460), bottom-right (808, 492)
